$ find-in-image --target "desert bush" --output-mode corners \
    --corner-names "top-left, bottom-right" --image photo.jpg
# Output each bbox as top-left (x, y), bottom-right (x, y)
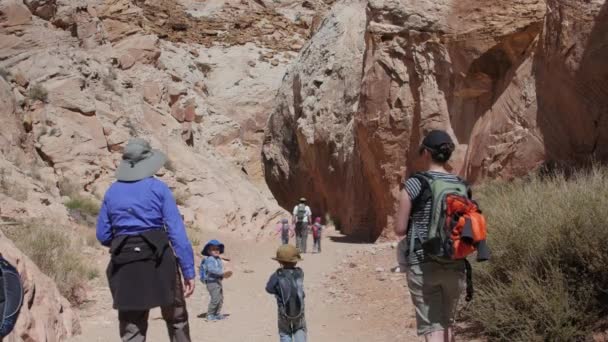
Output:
top-left (195, 62), bottom-right (212, 76)
top-left (65, 196), bottom-right (100, 217)
top-left (1, 222), bottom-right (97, 305)
top-left (28, 83), bottom-right (48, 103)
top-left (465, 167), bottom-right (608, 341)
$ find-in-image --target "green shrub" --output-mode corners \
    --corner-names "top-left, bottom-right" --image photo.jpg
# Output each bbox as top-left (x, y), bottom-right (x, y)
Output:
top-left (65, 196), bottom-right (100, 216)
top-left (2, 222), bottom-right (96, 305)
top-left (465, 167), bottom-right (608, 341)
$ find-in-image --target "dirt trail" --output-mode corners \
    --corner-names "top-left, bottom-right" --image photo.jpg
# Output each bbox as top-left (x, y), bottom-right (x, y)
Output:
top-left (69, 227), bottom-right (421, 341)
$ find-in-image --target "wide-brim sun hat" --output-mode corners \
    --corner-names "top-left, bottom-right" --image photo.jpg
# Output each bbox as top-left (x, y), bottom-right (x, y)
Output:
top-left (272, 244), bottom-right (302, 263)
top-left (202, 239), bottom-right (225, 256)
top-left (116, 138), bottom-right (167, 182)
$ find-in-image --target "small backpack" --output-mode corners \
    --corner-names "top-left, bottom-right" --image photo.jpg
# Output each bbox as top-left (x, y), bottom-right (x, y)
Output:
top-left (276, 269), bottom-right (304, 319)
top-left (0, 256), bottom-right (23, 337)
top-left (199, 258), bottom-right (207, 283)
top-left (410, 172), bottom-right (488, 261)
top-left (281, 223), bottom-right (290, 241)
top-left (311, 223), bottom-right (321, 239)
top-left (295, 204), bottom-right (307, 223)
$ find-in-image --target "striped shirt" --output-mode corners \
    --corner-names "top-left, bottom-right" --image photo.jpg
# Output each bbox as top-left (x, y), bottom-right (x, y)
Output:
top-left (404, 171), bottom-right (462, 265)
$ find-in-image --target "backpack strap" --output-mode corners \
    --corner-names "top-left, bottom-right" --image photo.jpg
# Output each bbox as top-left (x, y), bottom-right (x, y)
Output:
top-left (464, 259), bottom-right (474, 301)
top-left (409, 172), bottom-right (433, 213)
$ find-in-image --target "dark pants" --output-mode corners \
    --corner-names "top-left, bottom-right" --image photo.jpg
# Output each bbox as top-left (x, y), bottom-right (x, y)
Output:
top-left (118, 278), bottom-right (190, 342)
top-left (313, 237), bottom-right (321, 253)
top-left (295, 223), bottom-right (308, 253)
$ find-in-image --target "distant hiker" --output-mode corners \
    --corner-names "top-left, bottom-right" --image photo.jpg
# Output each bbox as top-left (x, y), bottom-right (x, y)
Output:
top-left (292, 198), bottom-right (312, 253)
top-left (96, 138), bottom-right (195, 342)
top-left (276, 218), bottom-right (294, 245)
top-left (266, 244), bottom-right (307, 342)
top-left (0, 254), bottom-right (23, 340)
top-left (394, 130), bottom-right (489, 342)
top-left (311, 217), bottom-right (323, 253)
top-left (199, 239), bottom-right (232, 321)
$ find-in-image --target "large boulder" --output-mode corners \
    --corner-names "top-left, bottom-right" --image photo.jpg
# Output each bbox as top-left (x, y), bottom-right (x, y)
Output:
top-left (0, 231), bottom-right (80, 341)
top-left (262, 0), bottom-right (369, 235)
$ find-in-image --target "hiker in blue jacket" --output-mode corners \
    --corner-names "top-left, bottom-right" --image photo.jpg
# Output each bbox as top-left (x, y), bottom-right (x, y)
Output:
top-left (96, 138), bottom-right (195, 342)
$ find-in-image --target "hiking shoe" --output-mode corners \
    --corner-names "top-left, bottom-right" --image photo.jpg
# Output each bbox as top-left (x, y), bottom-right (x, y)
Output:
top-left (207, 314), bottom-right (226, 321)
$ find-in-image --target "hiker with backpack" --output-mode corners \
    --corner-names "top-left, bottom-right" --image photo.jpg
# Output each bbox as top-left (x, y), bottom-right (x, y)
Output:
top-left (275, 218), bottom-right (294, 245)
top-left (0, 254), bottom-right (23, 341)
top-left (199, 239), bottom-right (232, 321)
top-left (96, 138), bottom-right (195, 342)
top-left (292, 198), bottom-right (312, 253)
top-left (311, 217), bottom-right (323, 253)
top-left (266, 244), bottom-right (307, 342)
top-left (394, 130), bottom-right (489, 342)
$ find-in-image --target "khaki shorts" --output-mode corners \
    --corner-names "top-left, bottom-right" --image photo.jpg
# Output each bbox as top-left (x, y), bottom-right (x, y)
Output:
top-left (406, 261), bottom-right (466, 336)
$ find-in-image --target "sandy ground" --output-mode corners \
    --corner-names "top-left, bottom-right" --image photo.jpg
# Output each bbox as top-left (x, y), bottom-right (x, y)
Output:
top-left (69, 227), bottom-right (422, 341)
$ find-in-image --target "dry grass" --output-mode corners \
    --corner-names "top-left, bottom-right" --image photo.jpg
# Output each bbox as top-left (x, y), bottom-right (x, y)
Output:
top-left (174, 189), bottom-right (190, 206)
top-left (186, 225), bottom-right (201, 247)
top-left (0, 168), bottom-right (28, 201)
top-left (464, 166), bottom-right (608, 341)
top-left (1, 221), bottom-right (98, 305)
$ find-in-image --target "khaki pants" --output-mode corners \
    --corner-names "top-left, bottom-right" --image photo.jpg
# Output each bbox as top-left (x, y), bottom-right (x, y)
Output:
top-left (406, 261), bottom-right (466, 336)
top-left (118, 279), bottom-right (190, 342)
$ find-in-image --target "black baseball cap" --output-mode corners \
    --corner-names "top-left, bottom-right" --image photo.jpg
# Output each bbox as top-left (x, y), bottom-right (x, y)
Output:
top-left (419, 130), bottom-right (453, 154)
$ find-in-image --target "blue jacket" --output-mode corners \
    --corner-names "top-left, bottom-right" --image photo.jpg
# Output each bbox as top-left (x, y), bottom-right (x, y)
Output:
top-left (200, 256), bottom-right (224, 283)
top-left (96, 177), bottom-right (195, 280)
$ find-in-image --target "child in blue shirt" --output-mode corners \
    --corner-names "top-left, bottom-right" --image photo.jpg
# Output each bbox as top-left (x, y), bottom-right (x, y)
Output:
top-left (199, 240), bottom-right (232, 321)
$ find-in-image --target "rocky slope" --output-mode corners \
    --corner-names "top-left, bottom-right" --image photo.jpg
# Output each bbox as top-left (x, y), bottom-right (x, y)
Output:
top-left (263, 0), bottom-right (608, 239)
top-left (0, 0), bottom-right (328, 339)
top-left (0, 0), bottom-right (334, 234)
top-left (0, 230), bottom-right (79, 341)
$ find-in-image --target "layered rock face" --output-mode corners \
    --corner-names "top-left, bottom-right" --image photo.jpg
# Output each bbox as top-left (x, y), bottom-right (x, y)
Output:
top-left (264, 0), bottom-right (608, 239)
top-left (0, 231), bottom-right (80, 341)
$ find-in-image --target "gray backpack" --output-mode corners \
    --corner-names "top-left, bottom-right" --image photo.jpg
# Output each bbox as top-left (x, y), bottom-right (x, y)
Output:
top-left (295, 204), bottom-right (307, 223)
